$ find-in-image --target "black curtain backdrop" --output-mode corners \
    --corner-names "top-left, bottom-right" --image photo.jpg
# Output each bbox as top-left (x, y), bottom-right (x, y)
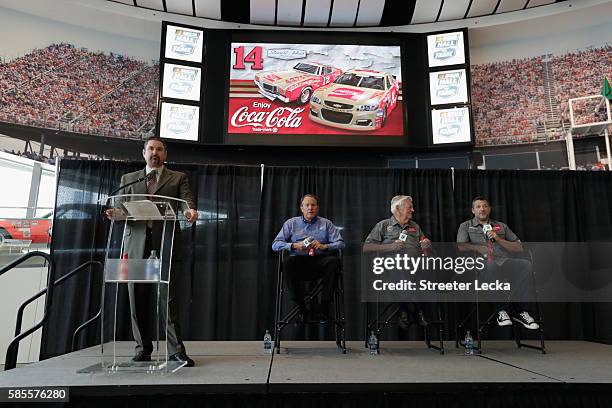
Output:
top-left (40, 161), bottom-right (612, 358)
top-left (257, 167), bottom-right (456, 342)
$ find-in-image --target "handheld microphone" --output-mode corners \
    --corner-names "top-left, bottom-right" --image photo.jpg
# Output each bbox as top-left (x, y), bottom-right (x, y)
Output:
top-left (303, 236), bottom-right (315, 256)
top-left (482, 224), bottom-right (496, 242)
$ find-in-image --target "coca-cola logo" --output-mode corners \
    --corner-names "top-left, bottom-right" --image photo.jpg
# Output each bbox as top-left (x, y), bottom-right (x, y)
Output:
top-left (231, 106), bottom-right (304, 128)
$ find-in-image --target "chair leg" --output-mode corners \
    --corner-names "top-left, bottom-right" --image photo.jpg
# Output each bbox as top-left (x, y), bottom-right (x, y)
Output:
top-left (364, 302), bottom-right (369, 349)
top-left (334, 288), bottom-right (340, 347)
top-left (476, 301), bottom-right (482, 354)
top-left (438, 304), bottom-right (445, 355)
top-left (455, 305), bottom-right (475, 348)
top-left (274, 285), bottom-right (282, 354)
top-left (337, 272), bottom-right (347, 354)
top-left (274, 256), bottom-right (284, 354)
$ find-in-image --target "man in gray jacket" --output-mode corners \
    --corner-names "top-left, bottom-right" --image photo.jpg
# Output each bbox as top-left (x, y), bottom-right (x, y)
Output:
top-left (106, 136), bottom-right (198, 366)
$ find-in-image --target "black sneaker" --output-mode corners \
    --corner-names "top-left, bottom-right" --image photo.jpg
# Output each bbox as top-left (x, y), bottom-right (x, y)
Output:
top-left (170, 351), bottom-right (195, 367)
top-left (512, 311), bottom-right (540, 330)
top-left (132, 351), bottom-right (151, 362)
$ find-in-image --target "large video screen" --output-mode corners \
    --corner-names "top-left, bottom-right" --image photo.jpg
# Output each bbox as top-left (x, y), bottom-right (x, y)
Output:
top-left (227, 42), bottom-right (404, 141)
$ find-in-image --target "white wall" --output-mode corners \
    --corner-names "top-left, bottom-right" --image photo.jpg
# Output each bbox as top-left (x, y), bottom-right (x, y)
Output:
top-left (469, 2), bottom-right (612, 64)
top-left (0, 4), bottom-right (159, 62)
top-left (0, 265), bottom-right (48, 364)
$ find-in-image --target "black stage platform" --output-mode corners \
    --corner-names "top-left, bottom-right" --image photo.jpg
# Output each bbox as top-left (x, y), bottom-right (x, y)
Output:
top-left (1, 341), bottom-right (612, 407)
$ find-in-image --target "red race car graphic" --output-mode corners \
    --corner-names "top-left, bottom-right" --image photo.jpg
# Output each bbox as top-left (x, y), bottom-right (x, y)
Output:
top-left (254, 62), bottom-right (343, 105)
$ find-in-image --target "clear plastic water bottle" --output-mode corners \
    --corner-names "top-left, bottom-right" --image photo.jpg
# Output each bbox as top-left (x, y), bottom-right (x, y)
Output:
top-left (465, 330), bottom-right (474, 356)
top-left (263, 330), bottom-right (272, 354)
top-left (146, 250), bottom-right (158, 280)
top-left (368, 331), bottom-right (379, 355)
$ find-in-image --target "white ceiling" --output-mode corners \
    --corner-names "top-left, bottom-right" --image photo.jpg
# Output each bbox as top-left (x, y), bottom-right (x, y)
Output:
top-left (112, 0), bottom-right (575, 27)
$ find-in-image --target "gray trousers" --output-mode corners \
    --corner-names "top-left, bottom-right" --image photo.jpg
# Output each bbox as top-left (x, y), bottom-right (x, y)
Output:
top-left (127, 228), bottom-right (185, 355)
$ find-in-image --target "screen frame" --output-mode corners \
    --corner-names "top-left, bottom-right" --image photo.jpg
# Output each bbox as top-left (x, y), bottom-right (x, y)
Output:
top-left (156, 21), bottom-right (206, 145)
top-left (222, 30), bottom-right (411, 148)
top-left (424, 28), bottom-right (475, 149)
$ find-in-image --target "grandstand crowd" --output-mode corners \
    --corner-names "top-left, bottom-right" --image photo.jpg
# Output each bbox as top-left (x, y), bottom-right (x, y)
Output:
top-left (0, 42), bottom-right (609, 147)
top-left (0, 43), bottom-right (158, 140)
top-left (553, 45), bottom-right (612, 126)
top-left (471, 44), bottom-right (611, 147)
top-left (471, 56), bottom-right (547, 147)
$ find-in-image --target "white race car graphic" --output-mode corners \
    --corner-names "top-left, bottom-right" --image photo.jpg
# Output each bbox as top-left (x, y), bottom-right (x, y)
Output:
top-left (309, 69), bottom-right (399, 131)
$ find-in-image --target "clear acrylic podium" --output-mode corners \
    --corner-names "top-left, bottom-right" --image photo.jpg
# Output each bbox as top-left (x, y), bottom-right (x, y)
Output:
top-left (81, 194), bottom-right (190, 374)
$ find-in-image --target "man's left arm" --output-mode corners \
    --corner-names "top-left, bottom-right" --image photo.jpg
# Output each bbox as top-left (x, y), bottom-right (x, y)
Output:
top-left (178, 173), bottom-right (198, 223)
top-left (493, 224), bottom-right (523, 253)
top-left (320, 221), bottom-right (345, 251)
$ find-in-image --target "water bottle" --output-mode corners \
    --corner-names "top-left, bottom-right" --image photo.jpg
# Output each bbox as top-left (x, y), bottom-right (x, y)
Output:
top-left (119, 253), bottom-right (129, 280)
top-left (146, 250), bottom-right (159, 280)
top-left (368, 331), bottom-right (379, 355)
top-left (465, 331), bottom-right (474, 356)
top-left (263, 330), bottom-right (272, 354)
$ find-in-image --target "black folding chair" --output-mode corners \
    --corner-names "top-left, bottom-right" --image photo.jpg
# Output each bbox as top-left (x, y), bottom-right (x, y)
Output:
top-left (364, 302), bottom-right (446, 354)
top-left (455, 249), bottom-right (546, 354)
top-left (273, 250), bottom-right (347, 354)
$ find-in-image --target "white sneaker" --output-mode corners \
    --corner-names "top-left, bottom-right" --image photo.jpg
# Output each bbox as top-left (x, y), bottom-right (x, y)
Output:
top-left (497, 310), bottom-right (512, 327)
top-left (513, 311), bottom-right (540, 330)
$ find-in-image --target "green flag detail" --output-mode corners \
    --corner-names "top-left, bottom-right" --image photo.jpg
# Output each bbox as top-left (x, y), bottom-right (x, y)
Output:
top-left (602, 77), bottom-right (612, 101)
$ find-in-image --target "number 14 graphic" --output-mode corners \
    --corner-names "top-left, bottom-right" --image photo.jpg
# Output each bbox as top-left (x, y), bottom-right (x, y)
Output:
top-left (233, 46), bottom-right (263, 70)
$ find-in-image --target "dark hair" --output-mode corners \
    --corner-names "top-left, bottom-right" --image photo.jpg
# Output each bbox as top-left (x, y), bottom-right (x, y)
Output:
top-left (300, 194), bottom-right (318, 206)
top-left (472, 196), bottom-right (490, 207)
top-left (143, 136), bottom-right (167, 151)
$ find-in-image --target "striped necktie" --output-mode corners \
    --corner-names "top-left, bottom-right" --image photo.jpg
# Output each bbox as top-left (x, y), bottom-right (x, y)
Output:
top-left (147, 170), bottom-right (157, 194)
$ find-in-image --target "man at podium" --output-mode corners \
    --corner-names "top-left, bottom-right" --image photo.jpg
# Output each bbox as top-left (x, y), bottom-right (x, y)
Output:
top-left (106, 136), bottom-right (198, 366)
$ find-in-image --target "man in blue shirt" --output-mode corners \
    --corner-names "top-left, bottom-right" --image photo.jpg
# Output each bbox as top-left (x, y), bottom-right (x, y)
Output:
top-left (272, 194), bottom-right (345, 322)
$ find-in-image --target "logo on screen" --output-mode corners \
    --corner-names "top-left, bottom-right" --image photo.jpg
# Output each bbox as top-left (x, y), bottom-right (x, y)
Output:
top-left (172, 67), bottom-right (198, 82)
top-left (327, 87), bottom-right (366, 101)
top-left (433, 48), bottom-right (456, 61)
top-left (267, 48), bottom-right (307, 60)
top-left (166, 121), bottom-right (191, 134)
top-left (435, 72), bottom-right (462, 98)
top-left (171, 43), bottom-right (195, 56)
top-left (433, 34), bottom-right (459, 61)
top-left (435, 34), bottom-right (459, 48)
top-left (169, 82), bottom-right (194, 94)
top-left (438, 111), bottom-right (465, 137)
top-left (230, 106), bottom-right (304, 129)
top-left (169, 106), bottom-right (196, 121)
top-left (174, 29), bottom-right (200, 44)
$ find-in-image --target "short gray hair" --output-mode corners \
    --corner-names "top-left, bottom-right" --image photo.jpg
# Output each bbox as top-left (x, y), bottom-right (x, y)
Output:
top-left (390, 195), bottom-right (412, 214)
